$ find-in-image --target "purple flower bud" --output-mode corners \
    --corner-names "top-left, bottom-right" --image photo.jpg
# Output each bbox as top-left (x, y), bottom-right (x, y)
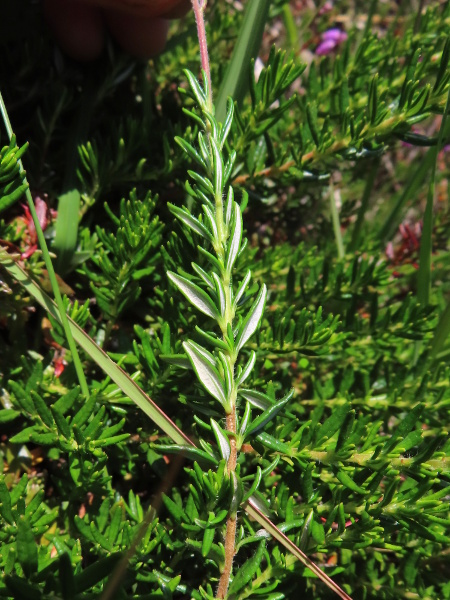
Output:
top-left (316, 39), bottom-right (337, 56)
top-left (322, 28), bottom-right (343, 42)
top-left (316, 28), bottom-right (348, 55)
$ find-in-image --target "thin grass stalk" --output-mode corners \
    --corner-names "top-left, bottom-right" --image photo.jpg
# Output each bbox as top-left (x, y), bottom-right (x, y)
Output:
top-left (417, 86), bottom-right (450, 306)
top-left (282, 3), bottom-right (299, 53)
top-left (349, 158), bottom-right (379, 251)
top-left (0, 92), bottom-right (89, 398)
top-left (329, 183), bottom-right (345, 260)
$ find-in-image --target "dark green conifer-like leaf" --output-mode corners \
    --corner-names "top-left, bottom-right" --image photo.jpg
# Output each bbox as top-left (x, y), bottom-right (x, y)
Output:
top-left (228, 539), bottom-right (265, 595)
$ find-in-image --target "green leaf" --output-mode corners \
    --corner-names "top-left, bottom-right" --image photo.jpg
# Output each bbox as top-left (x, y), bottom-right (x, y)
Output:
top-left (73, 554), bottom-right (122, 593)
top-left (10, 427), bottom-right (56, 445)
top-left (245, 390), bottom-right (293, 438)
top-left (215, 0), bottom-right (271, 121)
top-left (183, 341), bottom-right (228, 409)
top-left (210, 137), bottom-right (223, 198)
top-left (16, 517), bottom-right (38, 578)
top-left (239, 388), bottom-right (273, 410)
top-left (54, 189), bottom-right (80, 275)
top-left (0, 408), bottom-right (21, 423)
top-left (168, 203), bottom-right (212, 241)
top-left (153, 444), bottom-right (218, 466)
top-left (315, 404), bottom-right (350, 445)
top-left (201, 527), bottom-right (215, 558)
top-left (162, 493), bottom-right (188, 523)
top-left (212, 273), bottom-right (226, 317)
top-left (242, 466), bottom-right (262, 503)
top-left (235, 351), bottom-right (256, 387)
top-left (225, 202), bottom-right (243, 274)
top-left (238, 402), bottom-right (252, 437)
top-left (335, 469), bottom-right (367, 495)
top-left (184, 69), bottom-right (207, 108)
top-left (210, 419), bottom-right (231, 462)
top-left (311, 519), bottom-right (326, 545)
top-left (168, 272), bottom-right (219, 319)
top-left (0, 480), bottom-right (14, 524)
top-left (175, 136), bottom-right (205, 167)
top-left (228, 540), bottom-right (265, 595)
top-left (255, 432), bottom-right (291, 454)
top-left (382, 404), bottom-right (424, 455)
top-left (234, 270), bottom-right (252, 308)
top-left (235, 284), bottom-right (267, 353)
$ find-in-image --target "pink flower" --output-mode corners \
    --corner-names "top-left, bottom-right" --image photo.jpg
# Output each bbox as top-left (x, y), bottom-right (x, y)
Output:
top-left (316, 28), bottom-right (348, 55)
top-left (318, 2), bottom-right (333, 15)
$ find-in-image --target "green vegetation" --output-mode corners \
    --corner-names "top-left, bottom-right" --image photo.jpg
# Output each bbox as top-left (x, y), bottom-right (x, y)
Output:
top-left (0, 1), bottom-right (449, 599)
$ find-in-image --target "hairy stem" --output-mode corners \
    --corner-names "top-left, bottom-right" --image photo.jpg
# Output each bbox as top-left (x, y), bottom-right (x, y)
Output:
top-left (191, 0), bottom-right (213, 113)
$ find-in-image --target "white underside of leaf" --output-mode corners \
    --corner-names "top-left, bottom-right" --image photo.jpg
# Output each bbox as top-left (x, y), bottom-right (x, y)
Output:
top-left (168, 272), bottom-right (218, 319)
top-left (183, 341), bottom-right (227, 406)
top-left (236, 284), bottom-right (267, 353)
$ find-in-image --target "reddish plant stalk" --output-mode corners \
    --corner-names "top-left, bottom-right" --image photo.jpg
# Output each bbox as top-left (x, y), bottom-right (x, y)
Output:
top-left (191, 0), bottom-right (213, 113)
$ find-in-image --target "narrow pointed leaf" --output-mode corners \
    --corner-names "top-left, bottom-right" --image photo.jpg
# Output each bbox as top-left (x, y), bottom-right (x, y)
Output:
top-left (235, 284), bottom-right (267, 352)
top-left (184, 69), bottom-right (207, 108)
top-left (210, 137), bottom-right (223, 198)
top-left (235, 351), bottom-right (256, 387)
top-left (183, 341), bottom-right (227, 407)
top-left (234, 270), bottom-right (252, 307)
top-left (212, 273), bottom-right (226, 317)
top-left (226, 202), bottom-right (243, 273)
top-left (245, 389), bottom-right (293, 438)
top-left (210, 419), bottom-right (231, 462)
top-left (228, 540), bottom-right (265, 595)
top-left (168, 272), bottom-right (219, 319)
top-left (168, 204), bottom-right (211, 240)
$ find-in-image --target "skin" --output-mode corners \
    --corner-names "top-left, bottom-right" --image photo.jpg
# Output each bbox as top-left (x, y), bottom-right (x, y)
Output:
top-left (44, 0), bottom-right (190, 60)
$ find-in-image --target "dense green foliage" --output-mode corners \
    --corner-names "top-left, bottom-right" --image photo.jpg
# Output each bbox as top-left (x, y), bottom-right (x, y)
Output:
top-left (0, 1), bottom-right (449, 599)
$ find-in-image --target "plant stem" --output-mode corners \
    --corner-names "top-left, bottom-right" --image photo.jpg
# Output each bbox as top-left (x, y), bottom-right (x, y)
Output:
top-left (329, 183), bottom-right (345, 260)
top-left (217, 512), bottom-right (237, 599)
top-left (191, 0), bottom-right (213, 113)
top-left (190, 2), bottom-right (238, 594)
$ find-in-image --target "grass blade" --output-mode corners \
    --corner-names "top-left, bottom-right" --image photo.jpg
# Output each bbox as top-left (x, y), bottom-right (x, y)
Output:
top-left (417, 86), bottom-right (450, 305)
top-left (54, 189), bottom-right (81, 275)
top-left (0, 250), bottom-right (193, 448)
top-left (215, 0), bottom-right (271, 122)
top-left (245, 499), bottom-right (353, 600)
top-left (377, 149), bottom-right (435, 242)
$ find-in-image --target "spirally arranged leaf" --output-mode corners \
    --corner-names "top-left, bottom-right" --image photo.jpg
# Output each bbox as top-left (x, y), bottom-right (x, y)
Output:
top-left (210, 418), bottom-right (231, 462)
top-left (168, 203), bottom-right (211, 241)
top-left (235, 284), bottom-right (267, 352)
top-left (225, 202), bottom-right (243, 273)
top-left (183, 341), bottom-right (228, 409)
top-left (167, 272), bottom-right (219, 319)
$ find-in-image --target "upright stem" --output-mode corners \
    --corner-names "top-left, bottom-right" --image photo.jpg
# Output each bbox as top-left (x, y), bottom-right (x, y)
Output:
top-left (191, 0), bottom-right (213, 113)
top-left (190, 3), bottom-right (238, 595)
top-left (217, 262), bottom-right (238, 600)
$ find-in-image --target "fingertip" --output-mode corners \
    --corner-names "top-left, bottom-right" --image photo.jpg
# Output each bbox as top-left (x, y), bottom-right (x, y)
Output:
top-left (105, 12), bottom-right (170, 58)
top-left (44, 0), bottom-right (105, 61)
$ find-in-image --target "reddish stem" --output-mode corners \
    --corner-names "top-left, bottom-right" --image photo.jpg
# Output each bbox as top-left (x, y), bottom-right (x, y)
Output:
top-left (191, 0), bottom-right (213, 112)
